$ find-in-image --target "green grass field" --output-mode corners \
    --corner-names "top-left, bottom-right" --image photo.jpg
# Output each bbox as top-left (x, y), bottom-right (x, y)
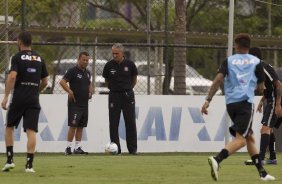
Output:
top-left (0, 152), bottom-right (280, 184)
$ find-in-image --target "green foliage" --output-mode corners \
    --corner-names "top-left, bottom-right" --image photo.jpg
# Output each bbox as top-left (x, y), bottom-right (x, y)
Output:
top-left (25, 0), bottom-right (71, 26)
top-left (190, 9), bottom-right (229, 33)
top-left (187, 48), bottom-right (221, 80)
top-left (0, 0), bottom-right (21, 24)
top-left (234, 16), bottom-right (267, 35)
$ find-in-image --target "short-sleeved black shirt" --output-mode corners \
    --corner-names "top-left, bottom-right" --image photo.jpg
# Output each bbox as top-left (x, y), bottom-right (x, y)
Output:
top-left (218, 58), bottom-right (265, 83)
top-left (63, 66), bottom-right (91, 107)
top-left (261, 61), bottom-right (279, 100)
top-left (102, 58), bottom-right (138, 92)
top-left (10, 50), bottom-right (48, 105)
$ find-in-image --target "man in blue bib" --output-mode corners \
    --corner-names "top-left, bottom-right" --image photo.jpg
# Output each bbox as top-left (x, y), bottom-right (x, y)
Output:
top-left (201, 33), bottom-right (276, 181)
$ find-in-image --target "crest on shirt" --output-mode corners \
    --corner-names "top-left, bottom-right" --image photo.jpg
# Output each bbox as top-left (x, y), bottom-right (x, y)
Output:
top-left (124, 67), bottom-right (128, 71)
top-left (110, 69), bottom-right (116, 75)
top-left (77, 74), bottom-right (82, 79)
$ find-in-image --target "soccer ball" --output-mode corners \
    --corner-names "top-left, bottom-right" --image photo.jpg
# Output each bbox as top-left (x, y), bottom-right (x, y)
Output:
top-left (105, 142), bottom-right (119, 155)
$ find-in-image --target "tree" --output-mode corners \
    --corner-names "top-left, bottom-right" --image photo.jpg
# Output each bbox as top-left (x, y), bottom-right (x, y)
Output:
top-left (173, 0), bottom-right (186, 95)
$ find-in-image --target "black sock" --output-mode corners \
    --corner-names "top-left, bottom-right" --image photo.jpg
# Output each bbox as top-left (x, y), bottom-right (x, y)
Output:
top-left (26, 153), bottom-right (34, 169)
top-left (214, 149), bottom-right (229, 164)
top-left (259, 134), bottom-right (270, 160)
top-left (269, 133), bottom-right (276, 160)
top-left (6, 146), bottom-right (13, 164)
top-left (251, 154), bottom-right (267, 177)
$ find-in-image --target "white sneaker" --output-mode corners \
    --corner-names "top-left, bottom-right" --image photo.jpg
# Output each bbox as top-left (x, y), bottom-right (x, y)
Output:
top-left (260, 174), bottom-right (275, 181)
top-left (208, 156), bottom-right (219, 181)
top-left (2, 163), bottom-right (15, 172)
top-left (25, 168), bottom-right (35, 173)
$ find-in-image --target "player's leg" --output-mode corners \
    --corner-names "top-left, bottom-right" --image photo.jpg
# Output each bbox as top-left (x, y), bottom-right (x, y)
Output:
top-left (2, 127), bottom-right (16, 172)
top-left (246, 134), bottom-right (275, 181)
top-left (23, 107), bottom-right (40, 173)
top-left (2, 105), bottom-right (23, 172)
top-left (122, 90), bottom-right (137, 154)
top-left (268, 132), bottom-right (276, 163)
top-left (26, 129), bottom-right (36, 172)
top-left (73, 128), bottom-right (88, 154)
top-left (259, 101), bottom-right (276, 162)
top-left (66, 106), bottom-right (79, 155)
top-left (259, 125), bottom-right (271, 162)
top-left (73, 107), bottom-right (88, 154)
top-left (109, 92), bottom-right (122, 154)
top-left (244, 125), bottom-right (270, 166)
top-left (208, 102), bottom-right (248, 181)
top-left (66, 127), bottom-right (76, 155)
top-left (209, 131), bottom-right (247, 179)
top-left (267, 119), bottom-right (282, 164)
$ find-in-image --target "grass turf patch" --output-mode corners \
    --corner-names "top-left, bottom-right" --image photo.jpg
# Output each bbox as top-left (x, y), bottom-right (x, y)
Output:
top-left (0, 152), bottom-right (280, 184)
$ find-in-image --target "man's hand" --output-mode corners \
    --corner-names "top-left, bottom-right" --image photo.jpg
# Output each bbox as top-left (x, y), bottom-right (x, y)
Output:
top-left (256, 101), bottom-right (263, 113)
top-left (201, 101), bottom-right (210, 115)
top-left (89, 92), bottom-right (93, 99)
top-left (68, 90), bottom-right (76, 102)
top-left (1, 96), bottom-right (8, 110)
top-left (275, 104), bottom-right (282, 117)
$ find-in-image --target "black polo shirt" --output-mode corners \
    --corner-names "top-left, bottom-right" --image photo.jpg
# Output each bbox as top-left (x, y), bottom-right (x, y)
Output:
top-left (10, 50), bottom-right (48, 105)
top-left (63, 66), bottom-right (91, 107)
top-left (261, 61), bottom-right (279, 101)
top-left (102, 58), bottom-right (138, 92)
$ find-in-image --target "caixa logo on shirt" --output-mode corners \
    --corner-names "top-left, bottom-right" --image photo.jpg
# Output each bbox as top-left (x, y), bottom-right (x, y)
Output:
top-left (231, 59), bottom-right (255, 65)
top-left (21, 55), bottom-right (42, 62)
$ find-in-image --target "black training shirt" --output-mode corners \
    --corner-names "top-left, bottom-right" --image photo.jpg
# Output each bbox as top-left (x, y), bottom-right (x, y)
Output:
top-left (261, 61), bottom-right (279, 100)
top-left (10, 50), bottom-right (48, 105)
top-left (63, 66), bottom-right (91, 107)
top-left (102, 58), bottom-right (138, 92)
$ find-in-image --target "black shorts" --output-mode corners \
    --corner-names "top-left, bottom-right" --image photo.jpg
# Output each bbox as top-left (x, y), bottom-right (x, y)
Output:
top-left (68, 106), bottom-right (88, 127)
top-left (227, 101), bottom-right (254, 137)
top-left (6, 102), bottom-right (41, 132)
top-left (275, 117), bottom-right (282, 129)
top-left (261, 101), bottom-right (281, 129)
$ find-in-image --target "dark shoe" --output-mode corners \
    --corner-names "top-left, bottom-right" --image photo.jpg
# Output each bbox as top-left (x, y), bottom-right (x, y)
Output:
top-left (266, 159), bottom-right (277, 165)
top-left (73, 147), bottom-right (88, 155)
top-left (65, 147), bottom-right (72, 155)
top-left (129, 151), bottom-right (138, 155)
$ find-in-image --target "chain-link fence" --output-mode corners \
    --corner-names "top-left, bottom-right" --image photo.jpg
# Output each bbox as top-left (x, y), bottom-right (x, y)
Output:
top-left (1, 0), bottom-right (282, 95)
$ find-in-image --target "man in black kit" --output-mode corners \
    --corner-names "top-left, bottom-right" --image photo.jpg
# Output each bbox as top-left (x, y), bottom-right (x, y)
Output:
top-left (1, 31), bottom-right (49, 173)
top-left (244, 47), bottom-right (282, 165)
top-left (102, 43), bottom-right (138, 155)
top-left (60, 52), bottom-right (93, 155)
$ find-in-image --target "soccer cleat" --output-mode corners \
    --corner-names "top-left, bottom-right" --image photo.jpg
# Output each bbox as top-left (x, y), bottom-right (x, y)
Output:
top-left (25, 168), bottom-right (35, 173)
top-left (260, 174), bottom-right (275, 181)
top-left (129, 151), bottom-right (138, 155)
top-left (208, 156), bottom-right (219, 181)
top-left (266, 159), bottom-right (277, 165)
top-left (65, 147), bottom-right (72, 155)
top-left (2, 163), bottom-right (15, 172)
top-left (244, 160), bottom-right (254, 165)
top-left (73, 147), bottom-right (88, 155)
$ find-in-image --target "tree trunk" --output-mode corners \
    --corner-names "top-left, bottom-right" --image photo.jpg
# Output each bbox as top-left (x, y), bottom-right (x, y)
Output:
top-left (173, 0), bottom-right (187, 95)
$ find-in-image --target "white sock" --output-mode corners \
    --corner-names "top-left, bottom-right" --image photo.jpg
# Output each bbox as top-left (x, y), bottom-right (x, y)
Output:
top-left (75, 141), bottom-right (81, 149)
top-left (67, 141), bottom-right (72, 148)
